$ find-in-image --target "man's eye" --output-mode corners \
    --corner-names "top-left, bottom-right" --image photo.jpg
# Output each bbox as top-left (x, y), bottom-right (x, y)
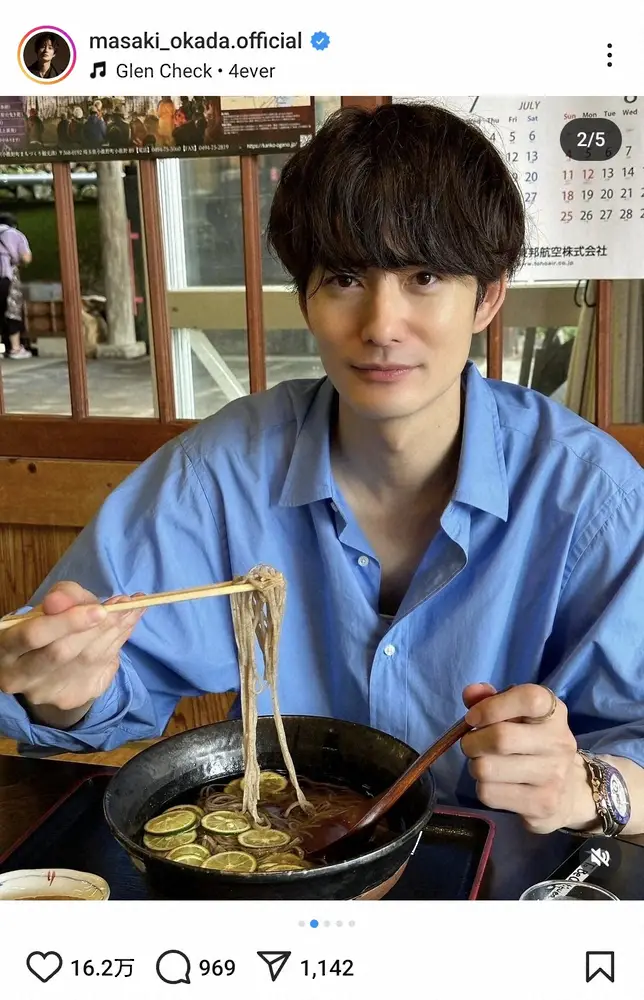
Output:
top-left (414, 271), bottom-right (436, 286)
top-left (328, 274), bottom-right (357, 288)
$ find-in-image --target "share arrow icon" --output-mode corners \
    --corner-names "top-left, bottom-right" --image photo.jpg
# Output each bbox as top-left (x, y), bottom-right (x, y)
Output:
top-left (257, 951), bottom-right (291, 982)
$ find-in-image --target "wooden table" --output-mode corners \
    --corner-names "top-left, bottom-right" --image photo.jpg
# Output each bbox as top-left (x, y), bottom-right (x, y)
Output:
top-left (0, 736), bottom-right (161, 769)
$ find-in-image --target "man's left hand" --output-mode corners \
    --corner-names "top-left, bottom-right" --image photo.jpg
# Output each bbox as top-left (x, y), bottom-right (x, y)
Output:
top-left (460, 682), bottom-right (585, 834)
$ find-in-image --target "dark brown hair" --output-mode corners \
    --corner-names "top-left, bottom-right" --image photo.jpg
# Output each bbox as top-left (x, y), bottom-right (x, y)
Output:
top-left (33, 33), bottom-right (60, 53)
top-left (267, 102), bottom-right (526, 302)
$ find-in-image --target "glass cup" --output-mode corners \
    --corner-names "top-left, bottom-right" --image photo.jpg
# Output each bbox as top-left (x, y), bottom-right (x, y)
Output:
top-left (520, 879), bottom-right (618, 900)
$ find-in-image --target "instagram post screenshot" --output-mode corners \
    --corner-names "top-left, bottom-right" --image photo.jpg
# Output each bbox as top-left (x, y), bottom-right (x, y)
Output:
top-left (0, 2), bottom-right (643, 996)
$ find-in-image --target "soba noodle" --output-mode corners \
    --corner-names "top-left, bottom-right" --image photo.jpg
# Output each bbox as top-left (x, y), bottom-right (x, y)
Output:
top-left (229, 565), bottom-right (313, 823)
top-left (138, 566), bottom-right (394, 872)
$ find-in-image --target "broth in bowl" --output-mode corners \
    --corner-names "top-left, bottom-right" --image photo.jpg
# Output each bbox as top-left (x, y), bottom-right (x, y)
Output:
top-left (104, 715), bottom-right (435, 900)
top-left (140, 770), bottom-right (394, 873)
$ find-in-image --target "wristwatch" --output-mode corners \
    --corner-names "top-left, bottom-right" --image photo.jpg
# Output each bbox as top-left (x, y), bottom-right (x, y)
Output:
top-left (575, 749), bottom-right (631, 837)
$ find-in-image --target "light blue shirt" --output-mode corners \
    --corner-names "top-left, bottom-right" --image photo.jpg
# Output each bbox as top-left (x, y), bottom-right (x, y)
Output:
top-left (2, 362), bottom-right (644, 805)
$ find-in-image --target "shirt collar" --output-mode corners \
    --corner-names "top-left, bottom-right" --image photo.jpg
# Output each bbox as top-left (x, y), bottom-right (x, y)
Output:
top-left (452, 362), bottom-right (509, 521)
top-left (278, 362), bottom-right (509, 521)
top-left (278, 378), bottom-right (336, 507)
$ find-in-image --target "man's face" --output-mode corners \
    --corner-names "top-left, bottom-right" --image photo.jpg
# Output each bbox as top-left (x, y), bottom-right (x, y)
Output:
top-left (302, 267), bottom-right (505, 422)
top-left (37, 38), bottom-right (56, 63)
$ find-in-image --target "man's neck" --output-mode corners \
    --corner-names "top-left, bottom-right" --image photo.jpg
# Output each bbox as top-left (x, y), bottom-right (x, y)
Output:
top-left (331, 377), bottom-right (463, 506)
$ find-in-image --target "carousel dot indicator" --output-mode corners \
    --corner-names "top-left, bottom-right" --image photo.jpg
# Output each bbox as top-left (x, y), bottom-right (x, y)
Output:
top-left (349, 920), bottom-right (356, 927)
top-left (336, 921), bottom-right (343, 927)
top-left (310, 919), bottom-right (319, 928)
top-left (323, 921), bottom-right (331, 927)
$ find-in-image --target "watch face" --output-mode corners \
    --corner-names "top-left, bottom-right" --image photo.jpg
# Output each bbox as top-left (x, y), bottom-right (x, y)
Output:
top-left (608, 769), bottom-right (630, 824)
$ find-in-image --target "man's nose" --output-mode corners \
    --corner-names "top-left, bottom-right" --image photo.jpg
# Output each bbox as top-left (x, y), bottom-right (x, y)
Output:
top-left (359, 286), bottom-right (406, 346)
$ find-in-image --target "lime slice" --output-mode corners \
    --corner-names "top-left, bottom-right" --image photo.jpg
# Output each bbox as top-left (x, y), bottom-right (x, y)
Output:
top-left (166, 844), bottom-right (210, 863)
top-left (174, 854), bottom-right (205, 867)
top-left (164, 804), bottom-right (205, 820)
top-left (257, 863), bottom-right (310, 872)
top-left (201, 811), bottom-right (251, 834)
top-left (202, 851), bottom-right (257, 873)
top-left (240, 771), bottom-right (288, 797)
top-left (224, 778), bottom-right (243, 795)
top-left (143, 829), bottom-right (197, 852)
top-left (237, 828), bottom-right (291, 849)
top-left (259, 852), bottom-right (309, 867)
top-left (144, 810), bottom-right (197, 835)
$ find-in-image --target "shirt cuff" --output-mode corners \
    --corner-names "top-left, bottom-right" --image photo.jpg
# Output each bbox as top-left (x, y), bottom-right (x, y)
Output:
top-left (578, 726), bottom-right (644, 769)
top-left (0, 653), bottom-right (157, 753)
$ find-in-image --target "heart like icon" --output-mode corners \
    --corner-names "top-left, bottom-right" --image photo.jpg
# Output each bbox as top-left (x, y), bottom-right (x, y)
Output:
top-left (26, 951), bottom-right (63, 983)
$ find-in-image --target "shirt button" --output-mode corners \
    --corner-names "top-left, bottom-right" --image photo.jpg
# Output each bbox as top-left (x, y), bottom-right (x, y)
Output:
top-left (330, 502), bottom-right (338, 512)
top-left (358, 555), bottom-right (369, 567)
top-left (384, 644), bottom-right (396, 656)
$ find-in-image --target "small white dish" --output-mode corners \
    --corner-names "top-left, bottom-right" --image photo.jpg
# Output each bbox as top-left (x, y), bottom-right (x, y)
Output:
top-left (0, 868), bottom-right (110, 900)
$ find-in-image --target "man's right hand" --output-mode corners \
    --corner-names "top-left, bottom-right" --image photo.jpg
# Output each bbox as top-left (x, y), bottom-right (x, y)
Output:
top-left (0, 581), bottom-right (145, 728)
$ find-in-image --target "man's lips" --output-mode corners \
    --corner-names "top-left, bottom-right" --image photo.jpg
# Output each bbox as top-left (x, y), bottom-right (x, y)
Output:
top-left (351, 364), bottom-right (417, 371)
top-left (350, 363), bottom-right (418, 382)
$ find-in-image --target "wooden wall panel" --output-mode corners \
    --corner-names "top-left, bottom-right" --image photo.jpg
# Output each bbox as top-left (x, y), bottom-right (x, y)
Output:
top-left (0, 524), bottom-right (80, 616)
top-left (0, 416), bottom-right (192, 462)
top-left (0, 458), bottom-right (136, 527)
top-left (608, 425), bottom-right (644, 465)
top-left (165, 692), bottom-right (237, 736)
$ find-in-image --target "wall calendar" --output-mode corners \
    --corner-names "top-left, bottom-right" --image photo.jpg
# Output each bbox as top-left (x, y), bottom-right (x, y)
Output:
top-left (397, 96), bottom-right (643, 282)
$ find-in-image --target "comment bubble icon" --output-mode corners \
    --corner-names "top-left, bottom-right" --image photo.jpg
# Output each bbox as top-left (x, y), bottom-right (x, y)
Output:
top-left (156, 949), bottom-right (191, 985)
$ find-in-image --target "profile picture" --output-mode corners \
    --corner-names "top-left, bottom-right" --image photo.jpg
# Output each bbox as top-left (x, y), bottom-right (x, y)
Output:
top-left (19, 27), bottom-right (76, 84)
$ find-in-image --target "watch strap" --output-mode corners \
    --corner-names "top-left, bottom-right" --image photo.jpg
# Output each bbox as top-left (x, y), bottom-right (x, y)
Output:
top-left (575, 749), bottom-right (629, 837)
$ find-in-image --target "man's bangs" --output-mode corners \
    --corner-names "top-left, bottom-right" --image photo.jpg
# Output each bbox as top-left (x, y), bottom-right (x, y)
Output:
top-left (310, 177), bottom-right (479, 285)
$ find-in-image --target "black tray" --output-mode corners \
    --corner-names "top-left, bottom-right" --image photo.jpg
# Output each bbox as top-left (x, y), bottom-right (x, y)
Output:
top-left (544, 834), bottom-right (644, 900)
top-left (0, 774), bottom-right (494, 900)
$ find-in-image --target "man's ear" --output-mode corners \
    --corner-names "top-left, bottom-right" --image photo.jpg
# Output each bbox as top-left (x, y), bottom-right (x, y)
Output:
top-left (473, 276), bottom-right (508, 334)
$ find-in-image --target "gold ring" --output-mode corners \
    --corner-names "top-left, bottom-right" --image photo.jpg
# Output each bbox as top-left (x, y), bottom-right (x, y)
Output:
top-left (525, 686), bottom-right (558, 724)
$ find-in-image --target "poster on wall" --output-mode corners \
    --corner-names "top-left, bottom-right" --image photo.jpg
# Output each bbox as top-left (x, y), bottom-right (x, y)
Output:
top-left (0, 95), bottom-right (315, 163)
top-left (396, 96), bottom-right (644, 281)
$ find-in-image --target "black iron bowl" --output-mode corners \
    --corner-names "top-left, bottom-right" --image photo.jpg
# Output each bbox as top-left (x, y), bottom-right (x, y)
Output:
top-left (103, 715), bottom-right (436, 900)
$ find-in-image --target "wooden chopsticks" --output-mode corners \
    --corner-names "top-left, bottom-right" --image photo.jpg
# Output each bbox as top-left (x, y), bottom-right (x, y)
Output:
top-left (0, 580), bottom-right (256, 632)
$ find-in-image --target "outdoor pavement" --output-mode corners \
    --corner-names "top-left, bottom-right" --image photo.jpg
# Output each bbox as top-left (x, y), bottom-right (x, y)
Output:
top-left (0, 354), bottom-right (523, 418)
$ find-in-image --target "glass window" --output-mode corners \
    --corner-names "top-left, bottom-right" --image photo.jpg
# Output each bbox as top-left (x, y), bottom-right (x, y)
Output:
top-left (74, 159), bottom-right (155, 417)
top-left (169, 155), bottom-right (248, 419)
top-left (0, 162), bottom-right (71, 414)
top-left (497, 281), bottom-right (581, 413)
top-left (164, 98), bottom-right (340, 417)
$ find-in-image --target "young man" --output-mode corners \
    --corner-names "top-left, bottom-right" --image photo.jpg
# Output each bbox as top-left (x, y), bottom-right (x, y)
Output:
top-left (1, 103), bottom-right (643, 837)
top-left (27, 33), bottom-right (63, 80)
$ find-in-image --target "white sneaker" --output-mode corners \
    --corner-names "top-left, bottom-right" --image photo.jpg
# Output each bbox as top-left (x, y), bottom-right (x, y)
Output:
top-left (8, 346), bottom-right (32, 359)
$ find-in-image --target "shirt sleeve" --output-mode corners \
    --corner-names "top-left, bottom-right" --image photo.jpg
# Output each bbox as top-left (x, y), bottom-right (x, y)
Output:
top-left (0, 436), bottom-right (241, 752)
top-left (17, 231), bottom-right (30, 257)
top-left (540, 474), bottom-right (644, 766)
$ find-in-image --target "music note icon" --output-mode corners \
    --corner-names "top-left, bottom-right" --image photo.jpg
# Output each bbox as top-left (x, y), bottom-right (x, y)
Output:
top-left (90, 61), bottom-right (106, 78)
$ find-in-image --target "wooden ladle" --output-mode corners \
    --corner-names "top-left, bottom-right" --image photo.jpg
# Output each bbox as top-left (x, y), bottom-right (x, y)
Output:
top-left (303, 715), bottom-right (472, 861)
